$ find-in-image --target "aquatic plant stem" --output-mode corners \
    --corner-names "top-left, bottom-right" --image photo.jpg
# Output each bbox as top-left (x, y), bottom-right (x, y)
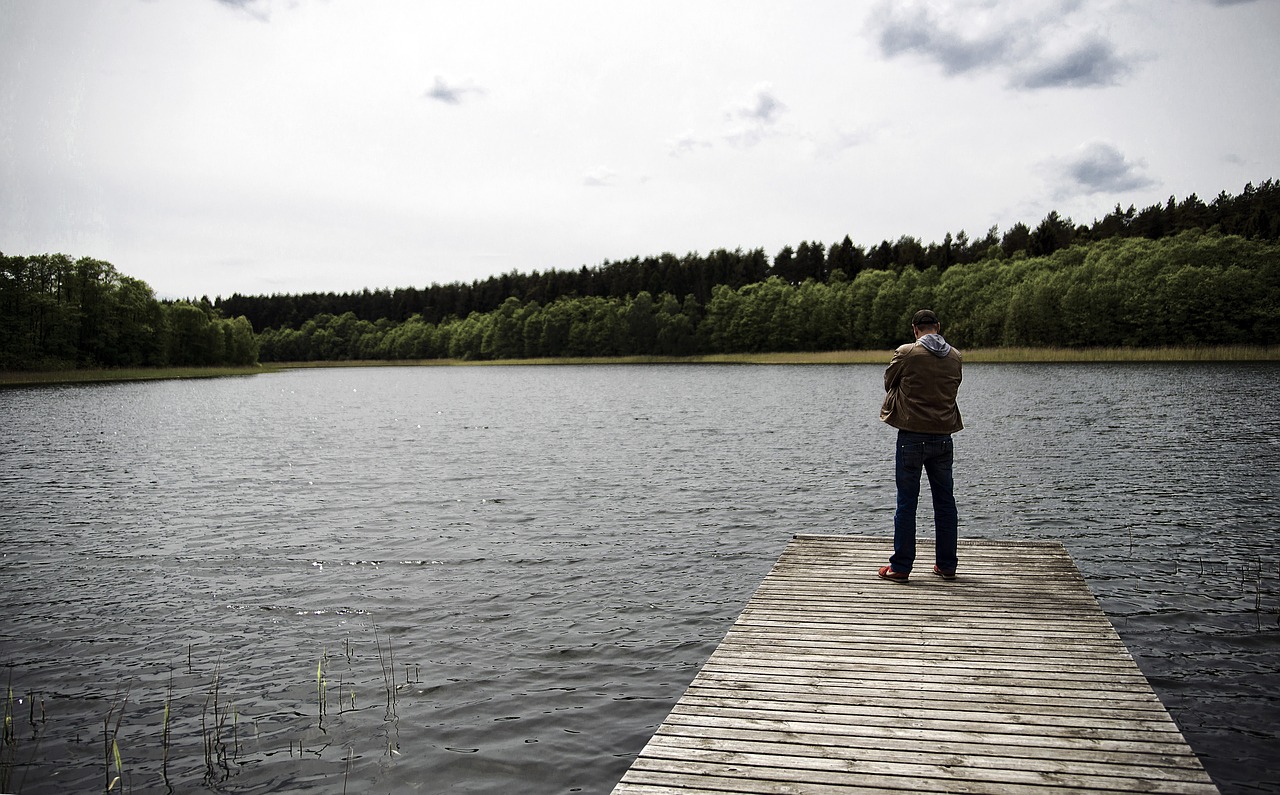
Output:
top-left (103, 689), bottom-right (129, 794)
top-left (162, 671), bottom-right (173, 789)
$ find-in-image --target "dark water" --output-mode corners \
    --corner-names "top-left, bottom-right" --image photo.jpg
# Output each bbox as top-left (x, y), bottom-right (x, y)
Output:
top-left (1, 363), bottom-right (1277, 794)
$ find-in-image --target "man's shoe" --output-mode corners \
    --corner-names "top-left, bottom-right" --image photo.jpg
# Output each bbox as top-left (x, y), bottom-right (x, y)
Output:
top-left (878, 565), bottom-right (909, 583)
top-left (932, 565), bottom-right (956, 580)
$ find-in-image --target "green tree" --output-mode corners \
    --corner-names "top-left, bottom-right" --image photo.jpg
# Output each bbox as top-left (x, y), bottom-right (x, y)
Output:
top-left (623, 291), bottom-right (659, 355)
top-left (165, 302), bottom-right (215, 365)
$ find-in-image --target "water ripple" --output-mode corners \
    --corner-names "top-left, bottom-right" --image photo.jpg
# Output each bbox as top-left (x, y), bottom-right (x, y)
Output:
top-left (0, 363), bottom-right (1276, 794)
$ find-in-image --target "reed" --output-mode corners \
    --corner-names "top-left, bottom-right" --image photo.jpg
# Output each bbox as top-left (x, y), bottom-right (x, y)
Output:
top-left (5, 346), bottom-right (1272, 388)
top-left (103, 690), bottom-right (129, 794)
top-left (1, 679), bottom-right (45, 795)
top-left (343, 745), bottom-right (354, 795)
top-left (265, 344), bottom-right (1278, 369)
top-left (161, 673), bottom-right (172, 789)
top-left (1, 675), bottom-right (13, 793)
top-left (8, 628), bottom-right (424, 790)
top-left (373, 625), bottom-right (398, 721)
top-left (0, 365), bottom-right (274, 387)
top-left (404, 664), bottom-right (422, 685)
top-left (200, 661), bottom-right (238, 786)
top-left (316, 649), bottom-right (329, 730)
top-left (962, 345), bottom-right (1278, 363)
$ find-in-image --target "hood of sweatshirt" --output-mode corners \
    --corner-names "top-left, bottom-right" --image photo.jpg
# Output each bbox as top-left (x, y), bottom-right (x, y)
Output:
top-left (919, 333), bottom-right (951, 357)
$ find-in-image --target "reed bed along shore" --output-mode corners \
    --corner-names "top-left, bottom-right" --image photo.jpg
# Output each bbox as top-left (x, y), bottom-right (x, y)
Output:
top-left (0, 365), bottom-right (269, 387)
top-left (2, 345), bottom-right (1275, 386)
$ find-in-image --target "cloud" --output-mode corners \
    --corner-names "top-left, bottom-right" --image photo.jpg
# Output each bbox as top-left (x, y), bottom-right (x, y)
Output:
top-left (583, 167), bottom-right (618, 188)
top-left (870, 1), bottom-right (1135, 90)
top-left (424, 76), bottom-right (483, 105)
top-left (1015, 35), bottom-right (1131, 88)
top-left (1050, 141), bottom-right (1156, 195)
top-left (723, 84), bottom-right (787, 147)
top-left (667, 85), bottom-right (789, 155)
top-left (667, 132), bottom-right (714, 157)
top-left (734, 87), bottom-right (786, 125)
top-left (875, 4), bottom-right (1013, 76)
top-left (213, 0), bottom-right (271, 21)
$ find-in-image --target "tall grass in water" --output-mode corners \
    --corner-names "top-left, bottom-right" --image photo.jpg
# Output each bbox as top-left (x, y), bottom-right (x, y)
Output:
top-left (7, 628), bottom-right (426, 789)
top-left (201, 662), bottom-right (240, 786)
top-left (373, 625), bottom-right (398, 722)
top-left (316, 648), bottom-right (330, 730)
top-left (0, 365), bottom-right (272, 387)
top-left (2, 677), bottom-right (14, 793)
top-left (161, 673), bottom-right (173, 790)
top-left (104, 690), bottom-right (128, 793)
top-left (373, 624), bottom-right (402, 759)
top-left (2, 674), bottom-right (46, 795)
top-left (962, 345), bottom-right (1278, 363)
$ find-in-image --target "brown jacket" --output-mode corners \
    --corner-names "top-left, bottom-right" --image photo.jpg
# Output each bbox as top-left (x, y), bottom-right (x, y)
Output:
top-left (879, 336), bottom-right (963, 434)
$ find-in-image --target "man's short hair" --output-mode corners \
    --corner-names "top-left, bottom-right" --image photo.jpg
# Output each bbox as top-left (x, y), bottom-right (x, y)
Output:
top-left (911, 309), bottom-right (940, 327)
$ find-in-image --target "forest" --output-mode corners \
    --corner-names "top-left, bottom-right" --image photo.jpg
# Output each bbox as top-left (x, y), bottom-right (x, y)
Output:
top-left (0, 255), bottom-right (256, 370)
top-left (2, 181), bottom-right (1278, 370)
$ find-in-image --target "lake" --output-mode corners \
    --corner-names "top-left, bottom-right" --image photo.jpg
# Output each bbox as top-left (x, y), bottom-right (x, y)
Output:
top-left (0, 363), bottom-right (1277, 794)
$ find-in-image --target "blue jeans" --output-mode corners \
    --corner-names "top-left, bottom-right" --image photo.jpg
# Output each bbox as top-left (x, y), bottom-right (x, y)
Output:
top-left (891, 430), bottom-right (958, 574)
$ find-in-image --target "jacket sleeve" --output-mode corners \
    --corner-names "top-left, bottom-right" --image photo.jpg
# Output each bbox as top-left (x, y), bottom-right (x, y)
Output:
top-left (884, 346), bottom-right (907, 392)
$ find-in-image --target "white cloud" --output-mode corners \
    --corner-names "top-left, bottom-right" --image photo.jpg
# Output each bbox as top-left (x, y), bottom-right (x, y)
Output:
top-left (666, 132), bottom-right (714, 157)
top-left (583, 167), bottom-right (618, 187)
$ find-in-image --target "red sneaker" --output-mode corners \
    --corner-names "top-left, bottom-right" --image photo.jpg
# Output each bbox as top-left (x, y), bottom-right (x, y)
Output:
top-left (877, 565), bottom-right (909, 583)
top-left (932, 565), bottom-right (956, 580)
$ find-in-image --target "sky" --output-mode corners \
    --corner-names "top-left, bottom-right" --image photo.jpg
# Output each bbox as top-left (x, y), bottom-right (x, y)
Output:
top-left (2, 0), bottom-right (1278, 300)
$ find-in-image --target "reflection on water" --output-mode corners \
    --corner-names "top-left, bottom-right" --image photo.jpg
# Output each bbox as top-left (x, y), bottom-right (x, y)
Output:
top-left (0, 363), bottom-right (1276, 794)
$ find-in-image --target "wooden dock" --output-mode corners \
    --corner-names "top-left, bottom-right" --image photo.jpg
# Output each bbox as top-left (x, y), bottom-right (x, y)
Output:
top-left (612, 535), bottom-right (1218, 794)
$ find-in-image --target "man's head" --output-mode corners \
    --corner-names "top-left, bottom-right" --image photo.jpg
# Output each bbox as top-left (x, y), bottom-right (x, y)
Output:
top-left (911, 309), bottom-right (940, 337)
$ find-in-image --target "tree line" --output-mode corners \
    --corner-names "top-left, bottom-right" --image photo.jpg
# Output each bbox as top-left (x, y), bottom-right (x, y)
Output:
top-left (3, 181), bottom-right (1276, 371)
top-left (219, 180), bottom-right (1280, 332)
top-left (0, 254), bottom-right (258, 370)
top-left (255, 230), bottom-right (1278, 362)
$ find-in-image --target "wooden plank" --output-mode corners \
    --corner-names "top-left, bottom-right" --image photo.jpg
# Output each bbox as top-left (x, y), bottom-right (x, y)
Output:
top-left (612, 535), bottom-right (1219, 794)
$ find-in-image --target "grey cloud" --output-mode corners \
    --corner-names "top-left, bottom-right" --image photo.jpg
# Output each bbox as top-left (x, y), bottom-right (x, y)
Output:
top-left (213, 0), bottom-right (270, 20)
top-left (1016, 36), bottom-right (1131, 88)
top-left (425, 76), bottom-right (481, 105)
top-left (876, 6), bottom-right (1012, 75)
top-left (870, 1), bottom-right (1136, 90)
top-left (1057, 142), bottom-right (1156, 194)
top-left (723, 85), bottom-right (787, 147)
top-left (668, 86), bottom-right (787, 155)
top-left (736, 87), bottom-right (786, 124)
top-left (667, 133), bottom-right (714, 157)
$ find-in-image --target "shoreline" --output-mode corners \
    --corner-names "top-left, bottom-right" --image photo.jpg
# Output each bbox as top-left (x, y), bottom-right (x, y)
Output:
top-left (2, 345), bottom-right (1276, 387)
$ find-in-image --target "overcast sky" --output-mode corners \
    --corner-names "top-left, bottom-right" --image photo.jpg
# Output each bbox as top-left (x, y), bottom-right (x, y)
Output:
top-left (3, 0), bottom-right (1277, 300)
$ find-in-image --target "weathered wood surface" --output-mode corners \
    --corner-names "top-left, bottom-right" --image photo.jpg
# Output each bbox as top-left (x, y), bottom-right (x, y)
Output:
top-left (612, 535), bottom-right (1218, 794)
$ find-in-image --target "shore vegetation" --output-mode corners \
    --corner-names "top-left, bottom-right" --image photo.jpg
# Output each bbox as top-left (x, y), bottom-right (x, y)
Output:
top-left (6, 345), bottom-right (1273, 388)
top-left (4, 181), bottom-right (1277, 375)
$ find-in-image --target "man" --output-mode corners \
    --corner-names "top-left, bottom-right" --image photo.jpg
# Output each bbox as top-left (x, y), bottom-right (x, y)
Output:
top-left (877, 309), bottom-right (963, 583)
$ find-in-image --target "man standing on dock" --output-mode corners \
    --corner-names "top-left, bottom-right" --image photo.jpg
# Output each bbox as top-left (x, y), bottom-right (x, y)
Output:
top-left (877, 309), bottom-right (964, 583)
